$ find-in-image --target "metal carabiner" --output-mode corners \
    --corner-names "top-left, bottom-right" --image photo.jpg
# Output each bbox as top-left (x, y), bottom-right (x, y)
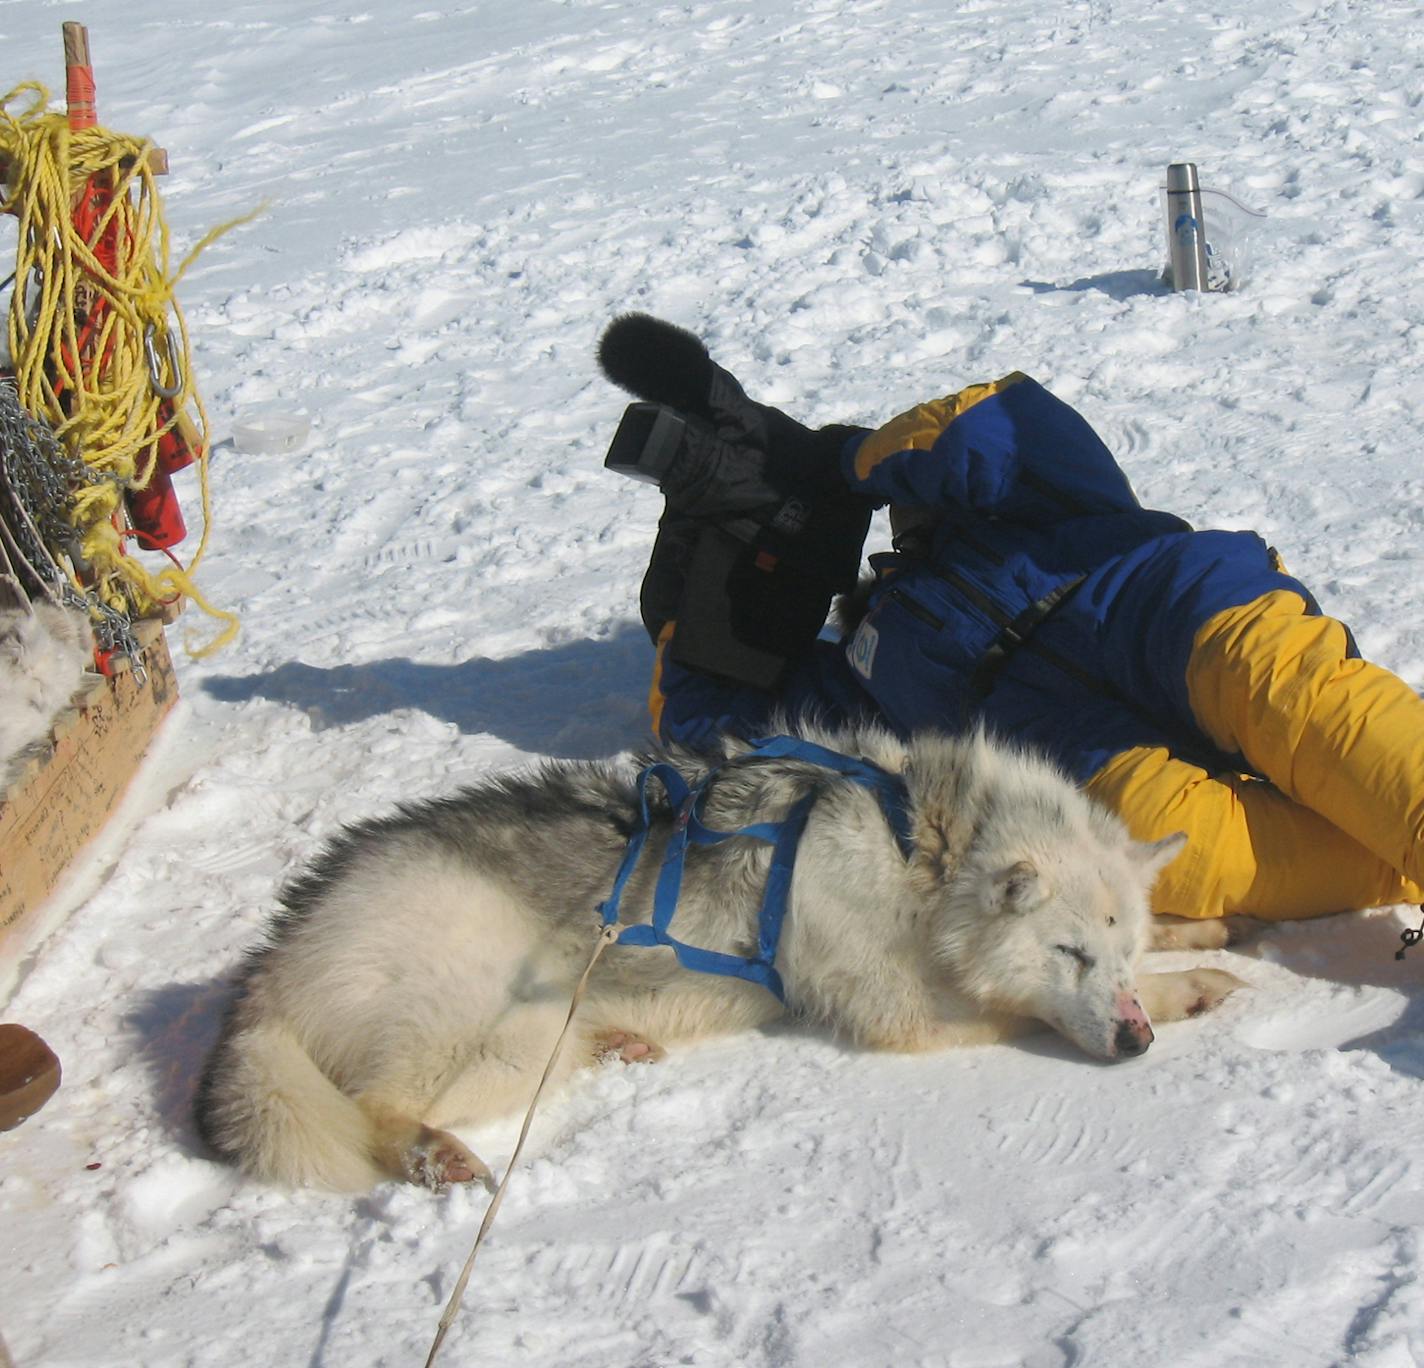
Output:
top-left (144, 323), bottom-right (183, 399)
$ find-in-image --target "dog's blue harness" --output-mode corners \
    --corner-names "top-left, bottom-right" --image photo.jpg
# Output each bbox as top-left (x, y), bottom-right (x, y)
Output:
top-left (597, 736), bottom-right (915, 1002)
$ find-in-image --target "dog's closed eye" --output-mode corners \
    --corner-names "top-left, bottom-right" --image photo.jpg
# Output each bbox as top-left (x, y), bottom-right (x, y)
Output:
top-left (1054, 944), bottom-right (1096, 972)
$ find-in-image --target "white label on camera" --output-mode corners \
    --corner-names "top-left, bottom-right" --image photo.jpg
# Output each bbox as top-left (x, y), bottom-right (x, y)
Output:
top-left (848, 620), bottom-right (879, 681)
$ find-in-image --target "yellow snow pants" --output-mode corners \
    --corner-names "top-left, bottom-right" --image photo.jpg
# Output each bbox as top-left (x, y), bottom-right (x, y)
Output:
top-left (1086, 589), bottom-right (1424, 919)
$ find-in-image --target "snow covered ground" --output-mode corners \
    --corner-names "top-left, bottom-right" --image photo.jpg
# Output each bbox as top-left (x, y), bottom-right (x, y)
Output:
top-left (5, 0), bottom-right (1424, 1363)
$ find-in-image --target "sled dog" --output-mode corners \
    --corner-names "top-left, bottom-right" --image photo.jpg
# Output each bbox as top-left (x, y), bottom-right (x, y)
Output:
top-left (194, 720), bottom-right (1244, 1192)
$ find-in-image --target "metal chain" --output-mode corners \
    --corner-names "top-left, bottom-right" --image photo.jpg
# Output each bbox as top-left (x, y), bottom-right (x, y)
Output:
top-left (0, 379), bottom-right (85, 578)
top-left (0, 380), bottom-right (143, 676)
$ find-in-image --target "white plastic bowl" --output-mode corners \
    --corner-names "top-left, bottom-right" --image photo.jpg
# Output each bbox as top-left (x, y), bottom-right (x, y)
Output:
top-left (232, 410), bottom-right (312, 455)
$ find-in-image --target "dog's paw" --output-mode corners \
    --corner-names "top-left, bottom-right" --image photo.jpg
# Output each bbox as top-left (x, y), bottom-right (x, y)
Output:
top-left (1149, 915), bottom-right (1265, 953)
top-left (1222, 916), bottom-right (1266, 947)
top-left (1138, 967), bottom-right (1248, 1022)
top-left (1148, 915), bottom-right (1224, 951)
top-left (592, 1029), bottom-right (666, 1065)
top-left (1178, 967), bottom-right (1247, 1016)
top-left (402, 1126), bottom-right (495, 1192)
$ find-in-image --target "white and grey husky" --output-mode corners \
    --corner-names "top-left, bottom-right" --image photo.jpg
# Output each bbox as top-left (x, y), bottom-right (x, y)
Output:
top-left (195, 720), bottom-right (1244, 1193)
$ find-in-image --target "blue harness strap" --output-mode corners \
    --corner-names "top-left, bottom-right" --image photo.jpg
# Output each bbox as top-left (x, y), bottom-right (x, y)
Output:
top-left (741, 735), bottom-right (917, 860)
top-left (597, 737), bottom-right (914, 1002)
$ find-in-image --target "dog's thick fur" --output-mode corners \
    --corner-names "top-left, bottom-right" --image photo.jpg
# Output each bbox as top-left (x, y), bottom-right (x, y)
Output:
top-left (0, 599), bottom-right (94, 788)
top-left (194, 720), bottom-right (1244, 1193)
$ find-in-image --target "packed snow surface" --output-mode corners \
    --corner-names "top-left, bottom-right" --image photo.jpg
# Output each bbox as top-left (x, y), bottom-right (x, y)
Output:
top-left (5, 1), bottom-right (1424, 1364)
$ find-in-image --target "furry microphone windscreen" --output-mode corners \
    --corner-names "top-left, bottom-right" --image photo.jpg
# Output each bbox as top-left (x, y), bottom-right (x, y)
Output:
top-left (596, 313), bottom-right (715, 419)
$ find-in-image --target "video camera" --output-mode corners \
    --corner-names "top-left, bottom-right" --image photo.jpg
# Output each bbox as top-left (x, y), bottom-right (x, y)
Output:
top-left (603, 402), bottom-right (870, 689)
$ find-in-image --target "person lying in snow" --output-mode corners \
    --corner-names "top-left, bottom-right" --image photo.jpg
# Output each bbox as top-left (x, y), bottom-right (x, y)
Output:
top-left (598, 313), bottom-right (1424, 923)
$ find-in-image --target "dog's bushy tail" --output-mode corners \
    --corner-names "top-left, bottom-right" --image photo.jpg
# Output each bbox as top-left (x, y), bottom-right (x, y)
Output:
top-left (194, 1012), bottom-right (383, 1192)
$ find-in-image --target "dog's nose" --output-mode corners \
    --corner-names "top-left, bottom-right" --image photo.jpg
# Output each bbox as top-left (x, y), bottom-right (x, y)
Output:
top-left (1113, 1019), bottom-right (1153, 1058)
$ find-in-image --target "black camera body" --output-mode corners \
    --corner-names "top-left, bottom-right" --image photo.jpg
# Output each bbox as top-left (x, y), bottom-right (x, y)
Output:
top-left (604, 401), bottom-right (871, 690)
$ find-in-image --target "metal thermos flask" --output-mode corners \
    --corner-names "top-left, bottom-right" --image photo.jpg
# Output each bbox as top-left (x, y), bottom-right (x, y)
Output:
top-left (1165, 162), bottom-right (1209, 291)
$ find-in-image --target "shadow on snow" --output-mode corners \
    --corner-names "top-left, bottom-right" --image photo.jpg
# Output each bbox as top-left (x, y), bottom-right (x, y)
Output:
top-left (1020, 268), bottom-right (1168, 300)
top-left (199, 621), bottom-right (654, 760)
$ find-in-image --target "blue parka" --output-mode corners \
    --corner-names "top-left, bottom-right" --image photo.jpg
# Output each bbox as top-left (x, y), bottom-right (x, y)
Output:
top-left (658, 371), bottom-right (1314, 784)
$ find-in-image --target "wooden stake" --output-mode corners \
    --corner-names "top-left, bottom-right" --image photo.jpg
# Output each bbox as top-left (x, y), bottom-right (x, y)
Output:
top-left (62, 23), bottom-right (96, 130)
top-left (61, 20), bottom-right (90, 67)
top-left (1, 23), bottom-right (168, 190)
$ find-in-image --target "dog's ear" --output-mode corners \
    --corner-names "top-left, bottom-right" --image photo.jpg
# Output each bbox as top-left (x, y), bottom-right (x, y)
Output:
top-left (1130, 831), bottom-right (1187, 881)
top-left (993, 859), bottom-right (1042, 914)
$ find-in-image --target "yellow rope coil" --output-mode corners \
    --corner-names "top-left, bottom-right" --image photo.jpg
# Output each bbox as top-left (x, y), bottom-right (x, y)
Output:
top-left (1, 80), bottom-right (256, 655)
